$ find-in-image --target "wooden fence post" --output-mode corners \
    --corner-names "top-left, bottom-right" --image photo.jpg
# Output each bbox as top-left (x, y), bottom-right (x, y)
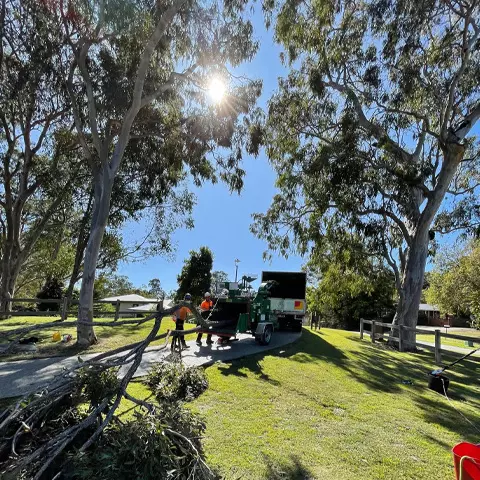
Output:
top-left (114, 300), bottom-right (121, 321)
top-left (398, 325), bottom-right (403, 352)
top-left (360, 318), bottom-right (364, 339)
top-left (371, 320), bottom-right (376, 343)
top-left (60, 297), bottom-right (68, 321)
top-left (435, 329), bottom-right (442, 365)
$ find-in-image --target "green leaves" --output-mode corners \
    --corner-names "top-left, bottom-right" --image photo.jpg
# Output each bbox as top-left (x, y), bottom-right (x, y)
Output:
top-left (253, 0), bottom-right (480, 303)
top-left (426, 241), bottom-right (480, 323)
top-left (176, 247), bottom-right (213, 302)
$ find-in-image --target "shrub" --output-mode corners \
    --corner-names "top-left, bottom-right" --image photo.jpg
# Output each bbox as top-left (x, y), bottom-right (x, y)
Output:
top-left (68, 407), bottom-right (216, 480)
top-left (36, 278), bottom-right (64, 311)
top-left (146, 360), bottom-right (208, 403)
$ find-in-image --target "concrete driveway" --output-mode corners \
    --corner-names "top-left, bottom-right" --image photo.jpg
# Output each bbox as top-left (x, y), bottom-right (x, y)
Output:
top-left (0, 331), bottom-right (301, 399)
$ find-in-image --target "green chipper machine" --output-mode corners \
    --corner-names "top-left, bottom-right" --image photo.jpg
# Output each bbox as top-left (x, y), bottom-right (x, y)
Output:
top-left (198, 275), bottom-right (279, 345)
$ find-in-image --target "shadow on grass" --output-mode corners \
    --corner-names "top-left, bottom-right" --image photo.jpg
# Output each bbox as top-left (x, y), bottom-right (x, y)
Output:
top-left (216, 328), bottom-right (348, 386)
top-left (413, 391), bottom-right (480, 443)
top-left (261, 454), bottom-right (315, 480)
top-left (217, 359), bottom-right (281, 386)
top-left (215, 327), bottom-right (480, 440)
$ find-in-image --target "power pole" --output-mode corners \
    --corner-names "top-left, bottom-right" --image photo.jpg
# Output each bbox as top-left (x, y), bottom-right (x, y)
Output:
top-left (234, 259), bottom-right (240, 282)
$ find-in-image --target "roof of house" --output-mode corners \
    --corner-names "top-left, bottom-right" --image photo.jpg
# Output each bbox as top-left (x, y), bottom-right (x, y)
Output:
top-left (127, 299), bottom-right (174, 312)
top-left (100, 294), bottom-right (158, 303)
top-left (419, 303), bottom-right (440, 312)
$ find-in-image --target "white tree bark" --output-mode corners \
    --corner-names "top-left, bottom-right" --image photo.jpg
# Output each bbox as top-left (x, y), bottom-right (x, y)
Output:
top-left (77, 170), bottom-right (114, 346)
top-left (71, 0), bottom-right (190, 346)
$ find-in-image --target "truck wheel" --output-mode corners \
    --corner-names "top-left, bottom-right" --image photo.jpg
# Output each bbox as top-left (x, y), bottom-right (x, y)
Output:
top-left (259, 325), bottom-right (273, 346)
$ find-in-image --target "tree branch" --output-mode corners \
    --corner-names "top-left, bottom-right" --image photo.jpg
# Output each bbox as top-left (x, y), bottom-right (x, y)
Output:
top-left (76, 41), bottom-right (102, 156)
top-left (357, 207), bottom-right (412, 245)
top-left (66, 60), bottom-right (94, 164)
top-left (324, 80), bottom-right (412, 162)
top-left (140, 67), bottom-right (197, 108)
top-left (441, 5), bottom-right (480, 140)
top-left (108, 0), bottom-right (189, 176)
top-left (454, 101), bottom-right (480, 140)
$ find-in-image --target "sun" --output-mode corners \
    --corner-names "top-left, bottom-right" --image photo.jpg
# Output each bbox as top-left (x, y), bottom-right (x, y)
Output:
top-left (208, 77), bottom-right (226, 103)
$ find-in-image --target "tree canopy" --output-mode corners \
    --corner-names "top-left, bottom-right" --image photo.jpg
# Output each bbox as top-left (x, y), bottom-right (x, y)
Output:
top-left (306, 238), bottom-right (396, 329)
top-left (253, 0), bottom-right (480, 343)
top-left (50, 0), bottom-right (262, 345)
top-left (176, 247), bottom-right (213, 302)
top-left (0, 0), bottom-right (79, 308)
top-left (426, 241), bottom-right (480, 327)
top-left (211, 270), bottom-right (229, 294)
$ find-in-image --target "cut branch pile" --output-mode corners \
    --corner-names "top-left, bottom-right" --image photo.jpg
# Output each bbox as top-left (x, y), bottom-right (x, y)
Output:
top-left (0, 303), bottom-right (226, 479)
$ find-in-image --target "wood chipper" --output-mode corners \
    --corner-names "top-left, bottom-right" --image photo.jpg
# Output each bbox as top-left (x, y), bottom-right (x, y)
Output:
top-left (197, 277), bottom-right (279, 345)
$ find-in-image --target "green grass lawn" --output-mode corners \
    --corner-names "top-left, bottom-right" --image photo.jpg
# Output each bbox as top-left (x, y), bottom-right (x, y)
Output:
top-left (417, 330), bottom-right (480, 349)
top-left (186, 328), bottom-right (480, 479)
top-left (0, 315), bottom-right (196, 361)
top-left (2, 327), bottom-right (479, 478)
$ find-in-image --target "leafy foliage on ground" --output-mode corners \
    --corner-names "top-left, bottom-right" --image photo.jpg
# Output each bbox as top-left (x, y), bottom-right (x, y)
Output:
top-left (147, 360), bottom-right (209, 403)
top-left (68, 406), bottom-right (214, 480)
top-left (0, 360), bottom-right (214, 480)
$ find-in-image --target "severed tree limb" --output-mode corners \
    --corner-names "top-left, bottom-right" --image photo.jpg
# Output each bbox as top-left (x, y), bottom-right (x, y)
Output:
top-left (0, 301), bottom-right (232, 478)
top-left (78, 313), bottom-right (163, 452)
top-left (123, 391), bottom-right (156, 413)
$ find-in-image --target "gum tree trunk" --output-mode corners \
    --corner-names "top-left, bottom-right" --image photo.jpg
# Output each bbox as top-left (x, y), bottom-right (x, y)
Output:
top-left (391, 232), bottom-right (429, 350)
top-left (76, 170), bottom-right (114, 347)
top-left (389, 143), bottom-right (464, 350)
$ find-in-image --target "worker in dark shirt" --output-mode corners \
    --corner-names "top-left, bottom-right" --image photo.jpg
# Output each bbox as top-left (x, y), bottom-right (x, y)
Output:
top-left (196, 292), bottom-right (214, 346)
top-left (172, 293), bottom-right (191, 351)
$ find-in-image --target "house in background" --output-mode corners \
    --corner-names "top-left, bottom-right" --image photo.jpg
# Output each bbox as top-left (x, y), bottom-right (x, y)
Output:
top-left (127, 298), bottom-right (174, 316)
top-left (418, 303), bottom-right (441, 326)
top-left (417, 303), bottom-right (470, 327)
top-left (100, 294), bottom-right (162, 318)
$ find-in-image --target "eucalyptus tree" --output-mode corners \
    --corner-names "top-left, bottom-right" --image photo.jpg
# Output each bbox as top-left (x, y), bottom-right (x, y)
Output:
top-left (254, 0), bottom-right (480, 347)
top-left (52, 0), bottom-right (261, 345)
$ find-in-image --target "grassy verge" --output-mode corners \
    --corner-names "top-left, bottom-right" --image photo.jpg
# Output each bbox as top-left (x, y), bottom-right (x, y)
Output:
top-left (1, 327), bottom-right (478, 478)
top-left (0, 315), bottom-right (196, 361)
top-left (188, 328), bottom-right (480, 479)
top-left (417, 330), bottom-right (480, 349)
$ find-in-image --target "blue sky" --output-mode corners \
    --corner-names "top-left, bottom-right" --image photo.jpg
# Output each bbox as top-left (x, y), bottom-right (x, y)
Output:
top-left (116, 9), bottom-right (478, 294)
top-left (117, 12), bottom-right (305, 293)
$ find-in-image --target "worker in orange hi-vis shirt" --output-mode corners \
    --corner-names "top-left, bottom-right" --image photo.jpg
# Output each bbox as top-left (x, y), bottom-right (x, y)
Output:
top-left (171, 293), bottom-right (192, 351)
top-left (196, 292), bottom-right (214, 346)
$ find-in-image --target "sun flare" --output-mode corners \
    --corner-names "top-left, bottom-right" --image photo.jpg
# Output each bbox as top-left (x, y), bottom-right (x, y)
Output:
top-left (208, 77), bottom-right (226, 103)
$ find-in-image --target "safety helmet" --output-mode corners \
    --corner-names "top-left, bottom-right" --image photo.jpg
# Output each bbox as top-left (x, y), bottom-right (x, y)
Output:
top-left (205, 292), bottom-right (211, 297)
top-left (184, 293), bottom-right (192, 301)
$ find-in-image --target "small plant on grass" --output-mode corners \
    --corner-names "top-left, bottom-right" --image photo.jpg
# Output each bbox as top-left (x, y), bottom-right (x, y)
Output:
top-left (146, 359), bottom-right (209, 403)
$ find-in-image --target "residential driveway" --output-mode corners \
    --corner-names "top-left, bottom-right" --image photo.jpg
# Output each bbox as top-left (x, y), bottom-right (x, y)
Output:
top-left (0, 331), bottom-right (301, 399)
top-left (416, 341), bottom-right (480, 357)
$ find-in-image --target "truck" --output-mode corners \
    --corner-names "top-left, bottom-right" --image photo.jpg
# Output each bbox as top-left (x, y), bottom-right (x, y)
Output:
top-left (196, 271), bottom-right (306, 346)
top-left (261, 271), bottom-right (307, 332)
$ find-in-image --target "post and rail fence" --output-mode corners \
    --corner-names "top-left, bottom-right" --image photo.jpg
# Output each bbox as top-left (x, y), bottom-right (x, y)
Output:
top-left (360, 318), bottom-right (480, 365)
top-left (0, 297), bottom-right (164, 321)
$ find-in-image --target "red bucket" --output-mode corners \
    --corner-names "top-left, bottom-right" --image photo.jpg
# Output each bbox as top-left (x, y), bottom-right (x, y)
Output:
top-left (453, 443), bottom-right (480, 480)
